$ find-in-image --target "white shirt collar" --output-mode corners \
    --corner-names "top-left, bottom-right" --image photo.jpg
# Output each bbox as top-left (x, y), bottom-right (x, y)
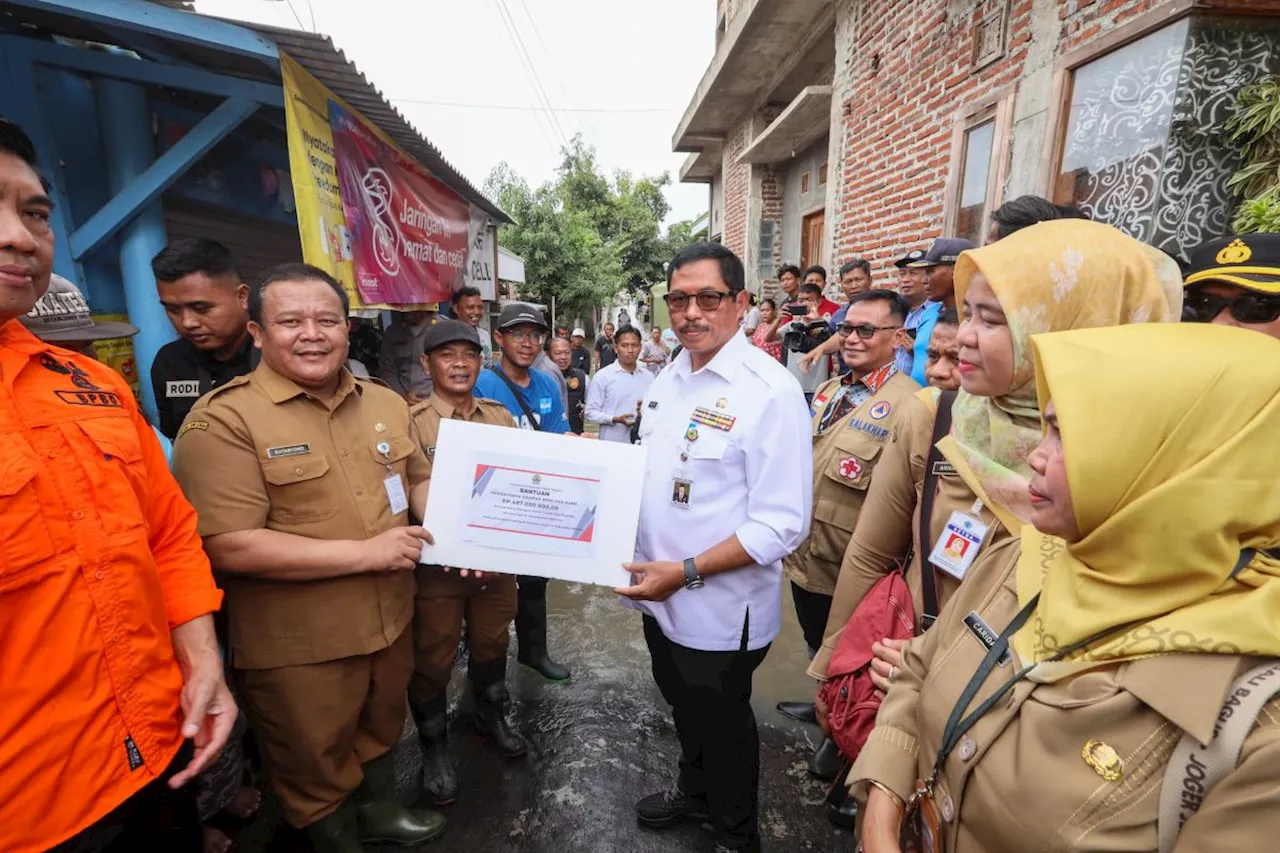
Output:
top-left (670, 328), bottom-right (749, 383)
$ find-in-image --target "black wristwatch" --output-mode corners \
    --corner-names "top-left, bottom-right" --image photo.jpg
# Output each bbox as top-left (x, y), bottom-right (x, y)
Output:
top-left (682, 557), bottom-right (705, 590)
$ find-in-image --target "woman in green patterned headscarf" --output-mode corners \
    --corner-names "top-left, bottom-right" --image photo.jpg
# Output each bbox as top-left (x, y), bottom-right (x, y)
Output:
top-left (936, 219), bottom-right (1184, 535)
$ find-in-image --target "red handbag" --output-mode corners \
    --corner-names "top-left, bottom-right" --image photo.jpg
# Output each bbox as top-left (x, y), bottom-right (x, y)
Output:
top-left (818, 568), bottom-right (916, 760)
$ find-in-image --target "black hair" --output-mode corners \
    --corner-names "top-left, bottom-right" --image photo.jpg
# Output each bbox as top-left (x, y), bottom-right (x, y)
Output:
top-left (847, 288), bottom-right (909, 325)
top-left (799, 282), bottom-right (824, 297)
top-left (248, 262), bottom-right (349, 324)
top-left (839, 259), bottom-right (872, 278)
top-left (614, 324), bottom-right (642, 344)
top-left (990, 195), bottom-right (1090, 240)
top-left (0, 118), bottom-right (51, 191)
top-left (451, 285), bottom-right (481, 306)
top-left (760, 298), bottom-right (776, 310)
top-left (934, 306), bottom-right (959, 326)
top-left (776, 263), bottom-right (802, 280)
top-left (803, 264), bottom-right (827, 282)
top-left (748, 292), bottom-right (758, 306)
top-left (668, 241), bottom-right (746, 293)
top-left (152, 238), bottom-right (240, 283)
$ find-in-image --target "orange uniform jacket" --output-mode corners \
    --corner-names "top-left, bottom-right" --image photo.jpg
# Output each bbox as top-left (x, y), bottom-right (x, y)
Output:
top-left (0, 321), bottom-right (223, 852)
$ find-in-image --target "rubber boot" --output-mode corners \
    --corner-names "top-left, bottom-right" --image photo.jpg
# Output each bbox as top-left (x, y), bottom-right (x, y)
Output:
top-left (515, 583), bottom-right (571, 681)
top-left (354, 751), bottom-right (446, 846)
top-left (305, 798), bottom-right (366, 853)
top-left (471, 658), bottom-right (528, 758)
top-left (409, 695), bottom-right (459, 806)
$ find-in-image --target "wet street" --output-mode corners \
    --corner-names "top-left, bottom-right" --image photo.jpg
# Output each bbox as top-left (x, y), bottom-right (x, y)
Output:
top-left (240, 581), bottom-right (851, 853)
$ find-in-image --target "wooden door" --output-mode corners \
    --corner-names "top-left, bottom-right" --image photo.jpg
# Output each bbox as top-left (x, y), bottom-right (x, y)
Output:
top-left (800, 210), bottom-right (825, 269)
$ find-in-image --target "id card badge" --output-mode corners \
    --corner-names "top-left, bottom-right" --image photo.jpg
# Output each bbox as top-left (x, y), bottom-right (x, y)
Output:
top-left (384, 473), bottom-right (409, 515)
top-left (670, 467), bottom-right (693, 509)
top-left (928, 511), bottom-right (989, 581)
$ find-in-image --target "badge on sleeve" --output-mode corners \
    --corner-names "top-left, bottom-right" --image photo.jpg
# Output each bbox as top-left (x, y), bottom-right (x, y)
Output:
top-left (869, 400), bottom-right (892, 420)
top-left (928, 511), bottom-right (990, 580)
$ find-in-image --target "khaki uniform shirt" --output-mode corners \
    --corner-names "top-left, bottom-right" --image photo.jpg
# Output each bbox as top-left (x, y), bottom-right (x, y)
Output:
top-left (809, 389), bottom-right (1014, 678)
top-left (851, 539), bottom-right (1280, 852)
top-left (172, 363), bottom-right (430, 670)
top-left (784, 369), bottom-right (926, 596)
top-left (408, 393), bottom-right (517, 477)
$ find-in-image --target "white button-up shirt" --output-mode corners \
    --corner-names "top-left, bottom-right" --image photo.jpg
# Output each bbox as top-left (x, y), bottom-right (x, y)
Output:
top-left (626, 330), bottom-right (813, 651)
top-left (584, 360), bottom-right (655, 443)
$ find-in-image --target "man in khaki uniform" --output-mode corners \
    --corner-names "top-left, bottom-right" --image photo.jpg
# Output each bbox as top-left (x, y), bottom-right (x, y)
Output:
top-left (173, 263), bottom-right (445, 853)
top-left (406, 320), bottom-right (527, 807)
top-left (778, 290), bottom-right (929, 776)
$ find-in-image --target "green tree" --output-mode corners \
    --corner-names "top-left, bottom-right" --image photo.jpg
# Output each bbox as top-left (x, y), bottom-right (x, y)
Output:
top-left (485, 135), bottom-right (676, 321)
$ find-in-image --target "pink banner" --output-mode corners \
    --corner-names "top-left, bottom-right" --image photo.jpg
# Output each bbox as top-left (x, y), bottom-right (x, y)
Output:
top-left (330, 103), bottom-right (469, 305)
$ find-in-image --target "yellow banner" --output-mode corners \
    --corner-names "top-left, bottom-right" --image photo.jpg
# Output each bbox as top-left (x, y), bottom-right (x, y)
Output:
top-left (279, 52), bottom-right (435, 312)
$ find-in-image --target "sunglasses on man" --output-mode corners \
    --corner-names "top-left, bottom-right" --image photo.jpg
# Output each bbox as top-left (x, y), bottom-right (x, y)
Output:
top-left (838, 322), bottom-right (902, 340)
top-left (1183, 288), bottom-right (1280, 325)
top-left (662, 290), bottom-right (734, 312)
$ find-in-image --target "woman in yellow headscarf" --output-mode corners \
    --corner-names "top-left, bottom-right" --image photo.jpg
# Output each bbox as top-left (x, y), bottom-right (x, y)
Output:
top-left (810, 220), bottom-right (1182, 690)
top-left (854, 323), bottom-right (1280, 853)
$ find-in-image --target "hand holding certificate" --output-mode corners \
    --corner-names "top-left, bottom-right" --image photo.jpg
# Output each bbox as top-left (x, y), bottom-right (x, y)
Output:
top-left (420, 420), bottom-right (647, 585)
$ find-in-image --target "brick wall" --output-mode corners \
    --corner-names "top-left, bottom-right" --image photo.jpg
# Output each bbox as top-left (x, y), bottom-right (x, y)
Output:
top-left (759, 163), bottom-right (784, 295)
top-left (721, 120), bottom-right (751, 261)
top-left (827, 0), bottom-right (1184, 286)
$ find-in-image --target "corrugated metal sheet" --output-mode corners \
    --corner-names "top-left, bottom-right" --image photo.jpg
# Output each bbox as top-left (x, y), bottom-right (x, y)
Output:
top-left (254, 22), bottom-right (510, 224)
top-left (0, 1), bottom-right (509, 223)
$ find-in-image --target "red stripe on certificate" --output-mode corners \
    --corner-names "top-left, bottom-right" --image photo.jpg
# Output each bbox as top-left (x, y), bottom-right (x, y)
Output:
top-left (476, 464), bottom-right (601, 484)
top-left (465, 523), bottom-right (594, 543)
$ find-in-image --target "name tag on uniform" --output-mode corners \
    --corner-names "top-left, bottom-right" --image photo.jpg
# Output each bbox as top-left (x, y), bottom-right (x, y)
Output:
top-left (963, 611), bottom-right (1012, 666)
top-left (931, 460), bottom-right (957, 477)
top-left (166, 380), bottom-right (201, 398)
top-left (928, 511), bottom-right (989, 580)
top-left (384, 473), bottom-right (409, 515)
top-left (267, 444), bottom-right (311, 459)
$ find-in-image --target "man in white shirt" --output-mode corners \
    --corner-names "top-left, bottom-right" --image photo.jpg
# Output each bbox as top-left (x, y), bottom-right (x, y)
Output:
top-left (583, 325), bottom-right (652, 442)
top-left (616, 242), bottom-right (812, 853)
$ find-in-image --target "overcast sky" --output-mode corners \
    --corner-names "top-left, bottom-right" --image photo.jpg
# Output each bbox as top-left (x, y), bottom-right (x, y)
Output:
top-left (194, 0), bottom-right (715, 226)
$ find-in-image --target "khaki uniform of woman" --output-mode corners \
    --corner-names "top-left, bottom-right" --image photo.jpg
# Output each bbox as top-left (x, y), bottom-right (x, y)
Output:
top-left (811, 220), bottom-right (1183, 681)
top-left (852, 323), bottom-right (1280, 852)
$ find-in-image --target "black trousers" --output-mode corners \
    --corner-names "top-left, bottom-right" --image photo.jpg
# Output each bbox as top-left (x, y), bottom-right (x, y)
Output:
top-left (48, 742), bottom-right (200, 853)
top-left (643, 616), bottom-right (769, 851)
top-left (791, 581), bottom-right (833, 658)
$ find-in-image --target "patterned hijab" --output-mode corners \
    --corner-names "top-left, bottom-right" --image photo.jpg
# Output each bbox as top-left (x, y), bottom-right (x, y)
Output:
top-left (939, 220), bottom-right (1183, 532)
top-left (1015, 324), bottom-right (1280, 671)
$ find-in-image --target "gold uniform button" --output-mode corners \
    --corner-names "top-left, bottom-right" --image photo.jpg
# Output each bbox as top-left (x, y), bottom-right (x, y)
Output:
top-left (1082, 740), bottom-right (1124, 781)
top-left (294, 467), bottom-right (304, 475)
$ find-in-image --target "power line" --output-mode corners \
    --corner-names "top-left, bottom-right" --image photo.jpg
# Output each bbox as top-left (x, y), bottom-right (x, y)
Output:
top-left (511, 0), bottom-right (595, 142)
top-left (282, 0), bottom-right (308, 31)
top-left (481, 0), bottom-right (558, 154)
top-left (493, 0), bottom-right (570, 149)
top-left (386, 98), bottom-right (675, 114)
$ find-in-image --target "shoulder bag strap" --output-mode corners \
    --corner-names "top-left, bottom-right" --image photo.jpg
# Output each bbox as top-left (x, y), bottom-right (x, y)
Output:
top-left (917, 390), bottom-right (956, 629)
top-left (1156, 548), bottom-right (1280, 853)
top-left (1157, 659), bottom-right (1280, 853)
top-left (487, 366), bottom-right (542, 431)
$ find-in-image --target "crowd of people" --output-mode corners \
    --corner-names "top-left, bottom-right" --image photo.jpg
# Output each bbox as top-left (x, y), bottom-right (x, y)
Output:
top-left (6, 95), bottom-right (1280, 853)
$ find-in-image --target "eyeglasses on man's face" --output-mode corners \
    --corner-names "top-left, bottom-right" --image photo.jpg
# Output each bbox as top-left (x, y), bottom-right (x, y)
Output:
top-left (504, 329), bottom-right (546, 344)
top-left (838, 323), bottom-right (902, 340)
top-left (663, 289), bottom-right (734, 313)
top-left (1183, 288), bottom-right (1280, 325)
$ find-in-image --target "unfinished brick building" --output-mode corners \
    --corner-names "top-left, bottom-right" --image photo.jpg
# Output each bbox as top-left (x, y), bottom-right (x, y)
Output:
top-left (674, 0), bottom-right (1280, 295)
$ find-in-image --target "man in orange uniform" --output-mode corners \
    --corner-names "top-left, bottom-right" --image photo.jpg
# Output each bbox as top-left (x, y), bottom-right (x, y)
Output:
top-left (0, 119), bottom-right (234, 852)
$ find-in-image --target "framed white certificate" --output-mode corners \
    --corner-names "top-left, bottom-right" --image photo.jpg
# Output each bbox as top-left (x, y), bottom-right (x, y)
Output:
top-left (419, 419), bottom-right (648, 585)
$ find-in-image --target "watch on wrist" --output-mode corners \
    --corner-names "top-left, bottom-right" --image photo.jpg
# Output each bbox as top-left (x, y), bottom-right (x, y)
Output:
top-left (682, 557), bottom-right (705, 590)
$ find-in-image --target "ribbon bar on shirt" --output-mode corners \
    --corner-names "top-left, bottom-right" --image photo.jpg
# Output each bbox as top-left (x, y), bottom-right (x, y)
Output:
top-left (690, 406), bottom-right (736, 432)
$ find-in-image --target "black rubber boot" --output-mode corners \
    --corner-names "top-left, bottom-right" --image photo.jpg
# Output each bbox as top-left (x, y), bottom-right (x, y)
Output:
top-left (471, 658), bottom-right (528, 758)
top-left (776, 701), bottom-right (818, 724)
top-left (515, 583), bottom-right (571, 681)
top-left (807, 736), bottom-right (842, 781)
top-left (410, 695), bottom-right (459, 806)
top-left (354, 751), bottom-right (446, 846)
top-left (305, 798), bottom-right (366, 853)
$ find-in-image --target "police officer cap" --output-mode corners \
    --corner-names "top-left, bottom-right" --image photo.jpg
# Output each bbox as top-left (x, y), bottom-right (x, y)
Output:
top-left (1183, 234), bottom-right (1280, 295)
top-left (422, 318), bottom-right (481, 354)
top-left (497, 302), bottom-right (549, 332)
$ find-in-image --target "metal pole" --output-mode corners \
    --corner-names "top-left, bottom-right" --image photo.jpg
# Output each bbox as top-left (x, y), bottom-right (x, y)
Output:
top-left (96, 76), bottom-right (175, 421)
